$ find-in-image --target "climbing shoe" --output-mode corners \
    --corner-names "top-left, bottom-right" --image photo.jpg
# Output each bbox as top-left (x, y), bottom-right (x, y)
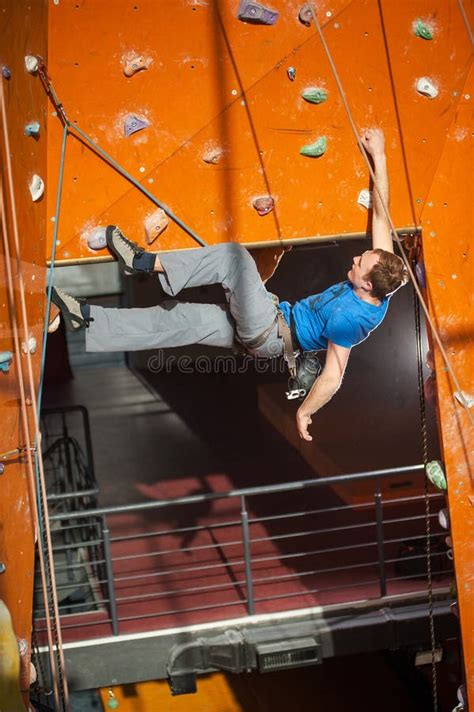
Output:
top-left (106, 225), bottom-right (152, 275)
top-left (49, 287), bottom-right (91, 331)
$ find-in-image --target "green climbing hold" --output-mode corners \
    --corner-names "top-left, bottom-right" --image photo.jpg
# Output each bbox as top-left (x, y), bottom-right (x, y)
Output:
top-left (301, 87), bottom-right (328, 104)
top-left (425, 460), bottom-right (447, 491)
top-left (300, 136), bottom-right (327, 158)
top-left (414, 19), bottom-right (433, 40)
top-left (107, 698), bottom-right (120, 710)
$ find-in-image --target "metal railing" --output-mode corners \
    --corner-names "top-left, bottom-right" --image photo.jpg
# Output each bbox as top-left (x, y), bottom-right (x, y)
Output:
top-left (34, 463), bottom-right (452, 640)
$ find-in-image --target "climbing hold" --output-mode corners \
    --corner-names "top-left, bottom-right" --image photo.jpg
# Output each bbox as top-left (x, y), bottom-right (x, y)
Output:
top-left (454, 390), bottom-right (474, 409)
top-left (123, 55), bottom-right (149, 78)
top-left (28, 174), bottom-right (45, 202)
top-left (21, 337), bottom-right (37, 355)
top-left (425, 460), bottom-right (447, 491)
top-left (300, 136), bottom-right (327, 157)
top-left (87, 227), bottom-right (107, 251)
top-left (357, 189), bottom-right (372, 210)
top-left (438, 508), bottom-right (450, 530)
top-left (287, 66), bottom-right (296, 81)
top-left (0, 463), bottom-right (4, 475)
top-left (457, 686), bottom-right (467, 708)
top-left (301, 87), bottom-right (327, 104)
top-left (2, 66), bottom-right (11, 79)
top-left (202, 145), bottom-right (224, 164)
top-left (237, 1), bottom-right (279, 25)
top-left (416, 77), bottom-right (438, 99)
top-left (107, 688), bottom-right (120, 709)
top-left (298, 3), bottom-right (313, 26)
top-left (252, 195), bottom-right (275, 216)
top-left (415, 261), bottom-right (426, 288)
top-left (413, 19), bottom-right (434, 40)
top-left (124, 114), bottom-right (149, 137)
top-left (24, 122), bottom-right (41, 138)
top-left (144, 208), bottom-right (169, 245)
top-left (24, 55), bottom-right (39, 74)
top-left (0, 352), bottom-right (13, 374)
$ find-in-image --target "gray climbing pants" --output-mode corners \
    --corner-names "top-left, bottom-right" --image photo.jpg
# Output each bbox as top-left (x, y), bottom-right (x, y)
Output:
top-left (85, 243), bottom-right (284, 358)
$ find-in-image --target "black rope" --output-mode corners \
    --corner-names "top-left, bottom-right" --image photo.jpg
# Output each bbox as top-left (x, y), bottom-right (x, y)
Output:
top-left (413, 282), bottom-right (438, 712)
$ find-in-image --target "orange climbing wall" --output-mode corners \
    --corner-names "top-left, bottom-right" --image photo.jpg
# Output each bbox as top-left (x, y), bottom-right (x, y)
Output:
top-left (1, 0), bottom-right (473, 706)
top-left (0, 0), bottom-right (49, 697)
top-left (45, 0), bottom-right (470, 263)
top-left (420, 65), bottom-right (474, 705)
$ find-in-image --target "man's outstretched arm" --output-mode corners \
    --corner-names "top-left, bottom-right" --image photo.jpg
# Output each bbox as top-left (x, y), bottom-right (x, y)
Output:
top-left (361, 129), bottom-right (393, 254)
top-left (296, 341), bottom-right (351, 442)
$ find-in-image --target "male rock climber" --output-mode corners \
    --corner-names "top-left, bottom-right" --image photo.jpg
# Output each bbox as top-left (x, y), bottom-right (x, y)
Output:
top-left (50, 129), bottom-right (407, 442)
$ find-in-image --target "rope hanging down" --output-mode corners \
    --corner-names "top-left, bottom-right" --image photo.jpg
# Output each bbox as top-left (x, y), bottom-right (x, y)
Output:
top-left (307, 4), bottom-right (473, 428)
top-left (414, 283), bottom-right (439, 712)
top-left (0, 81), bottom-right (69, 711)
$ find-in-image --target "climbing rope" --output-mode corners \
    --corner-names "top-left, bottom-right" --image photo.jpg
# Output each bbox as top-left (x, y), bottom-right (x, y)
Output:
top-left (306, 4), bottom-right (473, 427)
top-left (0, 80), bottom-right (70, 711)
top-left (38, 122), bottom-right (68, 415)
top-left (457, 0), bottom-right (474, 46)
top-left (0, 157), bottom-right (61, 712)
top-left (414, 284), bottom-right (438, 712)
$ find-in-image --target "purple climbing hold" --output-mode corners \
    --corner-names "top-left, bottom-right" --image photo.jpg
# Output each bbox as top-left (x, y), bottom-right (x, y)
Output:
top-left (124, 114), bottom-right (149, 137)
top-left (415, 261), bottom-right (426, 289)
top-left (237, 1), bottom-right (279, 25)
top-left (253, 195), bottom-right (275, 216)
top-left (2, 66), bottom-right (11, 79)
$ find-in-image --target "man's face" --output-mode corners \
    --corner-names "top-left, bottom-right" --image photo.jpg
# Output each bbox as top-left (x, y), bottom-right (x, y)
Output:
top-left (347, 250), bottom-right (380, 290)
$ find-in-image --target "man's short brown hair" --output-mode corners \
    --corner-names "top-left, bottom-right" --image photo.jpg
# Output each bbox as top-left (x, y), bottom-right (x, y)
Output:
top-left (366, 249), bottom-right (408, 300)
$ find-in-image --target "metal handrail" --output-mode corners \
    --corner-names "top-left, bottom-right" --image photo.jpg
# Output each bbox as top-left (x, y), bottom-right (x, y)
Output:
top-left (48, 464), bottom-right (424, 521)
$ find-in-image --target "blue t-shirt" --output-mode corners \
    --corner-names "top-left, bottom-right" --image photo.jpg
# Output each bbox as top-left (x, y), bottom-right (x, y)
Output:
top-left (279, 281), bottom-right (389, 351)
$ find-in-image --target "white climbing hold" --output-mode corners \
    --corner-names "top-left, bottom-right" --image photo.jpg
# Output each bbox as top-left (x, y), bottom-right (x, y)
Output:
top-left (123, 54), bottom-right (150, 78)
top-left (202, 145), bottom-right (224, 164)
top-left (454, 391), bottom-right (474, 409)
top-left (416, 77), bottom-right (439, 99)
top-left (357, 189), bottom-right (372, 209)
top-left (145, 208), bottom-right (169, 245)
top-left (87, 227), bottom-right (107, 251)
top-left (438, 508), bottom-right (449, 530)
top-left (24, 55), bottom-right (39, 73)
top-left (21, 337), bottom-right (37, 355)
top-left (29, 174), bottom-right (44, 202)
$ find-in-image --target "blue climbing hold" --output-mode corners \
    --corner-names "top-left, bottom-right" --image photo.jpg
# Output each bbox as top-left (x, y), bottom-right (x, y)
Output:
top-left (0, 352), bottom-right (13, 374)
top-left (24, 122), bottom-right (41, 138)
top-left (124, 115), bottom-right (149, 138)
top-left (2, 66), bottom-right (11, 79)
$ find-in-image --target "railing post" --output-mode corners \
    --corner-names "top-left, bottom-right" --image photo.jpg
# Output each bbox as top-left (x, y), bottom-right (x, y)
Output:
top-left (101, 516), bottom-right (119, 635)
top-left (374, 483), bottom-right (387, 597)
top-left (240, 496), bottom-right (255, 615)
